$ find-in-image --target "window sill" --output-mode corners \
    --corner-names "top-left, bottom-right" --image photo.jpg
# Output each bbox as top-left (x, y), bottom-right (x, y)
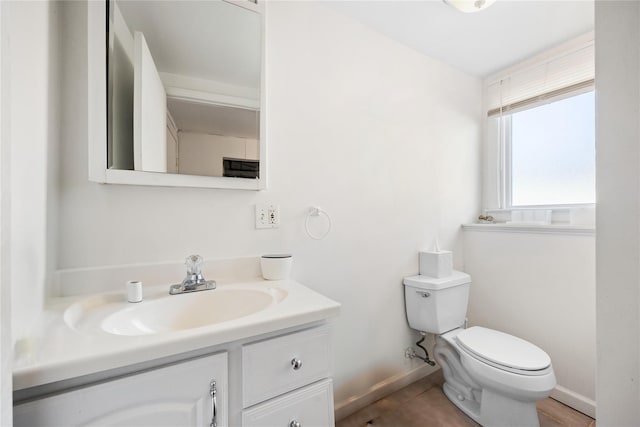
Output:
top-left (461, 223), bottom-right (595, 236)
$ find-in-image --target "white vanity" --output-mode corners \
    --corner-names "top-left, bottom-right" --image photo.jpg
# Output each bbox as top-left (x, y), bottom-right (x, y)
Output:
top-left (13, 279), bottom-right (340, 426)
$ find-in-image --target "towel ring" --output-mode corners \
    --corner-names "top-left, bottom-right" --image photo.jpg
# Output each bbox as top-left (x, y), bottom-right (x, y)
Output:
top-left (305, 207), bottom-right (332, 240)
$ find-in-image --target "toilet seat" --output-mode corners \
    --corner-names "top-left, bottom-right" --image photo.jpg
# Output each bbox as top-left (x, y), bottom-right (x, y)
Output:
top-left (455, 327), bottom-right (552, 376)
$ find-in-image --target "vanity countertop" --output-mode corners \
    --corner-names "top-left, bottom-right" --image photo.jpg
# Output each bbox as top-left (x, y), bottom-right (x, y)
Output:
top-left (13, 278), bottom-right (340, 391)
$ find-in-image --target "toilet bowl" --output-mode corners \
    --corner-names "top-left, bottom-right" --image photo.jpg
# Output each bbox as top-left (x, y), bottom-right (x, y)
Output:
top-left (436, 327), bottom-right (556, 426)
top-left (403, 272), bottom-right (556, 426)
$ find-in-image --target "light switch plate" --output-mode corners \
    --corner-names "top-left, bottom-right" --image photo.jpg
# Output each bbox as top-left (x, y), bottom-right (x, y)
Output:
top-left (255, 203), bottom-right (280, 229)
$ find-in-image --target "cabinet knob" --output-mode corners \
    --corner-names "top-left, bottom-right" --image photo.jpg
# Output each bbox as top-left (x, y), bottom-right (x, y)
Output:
top-left (291, 358), bottom-right (303, 370)
top-left (290, 420), bottom-right (301, 427)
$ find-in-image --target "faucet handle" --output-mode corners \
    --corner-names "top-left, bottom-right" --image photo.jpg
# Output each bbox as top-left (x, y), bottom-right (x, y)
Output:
top-left (185, 254), bottom-right (203, 275)
top-left (170, 254), bottom-right (215, 294)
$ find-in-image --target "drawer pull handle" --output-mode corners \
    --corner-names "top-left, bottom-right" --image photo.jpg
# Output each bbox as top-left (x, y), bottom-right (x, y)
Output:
top-left (291, 358), bottom-right (303, 370)
top-left (210, 380), bottom-right (217, 427)
top-left (290, 420), bottom-right (301, 427)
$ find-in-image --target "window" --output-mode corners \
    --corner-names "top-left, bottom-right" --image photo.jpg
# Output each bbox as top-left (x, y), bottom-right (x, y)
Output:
top-left (508, 90), bottom-right (595, 207)
top-left (484, 34), bottom-right (595, 212)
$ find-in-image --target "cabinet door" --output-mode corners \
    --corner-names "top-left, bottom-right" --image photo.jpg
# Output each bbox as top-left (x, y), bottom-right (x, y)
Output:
top-left (133, 30), bottom-right (167, 173)
top-left (14, 352), bottom-right (227, 427)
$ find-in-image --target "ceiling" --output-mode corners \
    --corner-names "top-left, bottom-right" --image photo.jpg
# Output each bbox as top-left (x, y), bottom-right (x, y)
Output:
top-left (116, 0), bottom-right (593, 84)
top-left (116, 0), bottom-right (261, 89)
top-left (326, 0), bottom-right (594, 77)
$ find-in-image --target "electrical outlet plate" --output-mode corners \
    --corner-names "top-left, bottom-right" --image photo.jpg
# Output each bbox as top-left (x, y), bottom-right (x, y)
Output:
top-left (255, 203), bottom-right (280, 229)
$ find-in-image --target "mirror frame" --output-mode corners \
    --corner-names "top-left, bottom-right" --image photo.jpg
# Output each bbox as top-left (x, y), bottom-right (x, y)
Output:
top-left (88, 0), bottom-right (267, 190)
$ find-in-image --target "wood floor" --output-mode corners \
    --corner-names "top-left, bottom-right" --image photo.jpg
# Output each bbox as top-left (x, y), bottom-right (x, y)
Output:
top-left (336, 371), bottom-right (595, 427)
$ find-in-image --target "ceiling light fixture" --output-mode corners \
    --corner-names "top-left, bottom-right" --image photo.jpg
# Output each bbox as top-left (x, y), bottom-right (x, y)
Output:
top-left (444, 0), bottom-right (497, 13)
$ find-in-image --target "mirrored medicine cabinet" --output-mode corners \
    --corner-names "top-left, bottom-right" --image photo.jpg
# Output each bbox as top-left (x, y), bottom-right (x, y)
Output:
top-left (88, 0), bottom-right (266, 190)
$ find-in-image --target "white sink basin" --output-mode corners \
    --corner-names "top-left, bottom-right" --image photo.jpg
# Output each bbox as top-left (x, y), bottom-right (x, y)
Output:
top-left (64, 285), bottom-right (288, 336)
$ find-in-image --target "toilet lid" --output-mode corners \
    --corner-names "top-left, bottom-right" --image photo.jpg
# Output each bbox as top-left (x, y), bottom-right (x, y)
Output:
top-left (456, 327), bottom-right (551, 371)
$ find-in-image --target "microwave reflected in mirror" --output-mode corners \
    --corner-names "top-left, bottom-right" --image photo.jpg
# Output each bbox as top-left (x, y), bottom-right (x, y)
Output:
top-left (107, 0), bottom-right (261, 179)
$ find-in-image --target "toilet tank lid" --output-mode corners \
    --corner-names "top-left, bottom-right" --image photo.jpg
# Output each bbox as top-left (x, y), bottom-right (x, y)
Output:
top-left (403, 271), bottom-right (471, 290)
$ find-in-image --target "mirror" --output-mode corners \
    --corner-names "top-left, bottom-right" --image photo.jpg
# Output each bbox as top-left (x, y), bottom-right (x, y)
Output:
top-left (88, 0), bottom-right (266, 190)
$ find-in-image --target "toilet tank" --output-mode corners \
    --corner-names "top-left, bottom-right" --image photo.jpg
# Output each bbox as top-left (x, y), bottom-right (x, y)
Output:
top-left (403, 271), bottom-right (471, 334)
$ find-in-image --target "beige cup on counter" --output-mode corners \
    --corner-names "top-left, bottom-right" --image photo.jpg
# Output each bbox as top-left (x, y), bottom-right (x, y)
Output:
top-left (260, 254), bottom-right (292, 280)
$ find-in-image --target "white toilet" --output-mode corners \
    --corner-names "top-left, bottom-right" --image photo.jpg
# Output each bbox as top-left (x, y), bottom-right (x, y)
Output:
top-left (404, 271), bottom-right (556, 427)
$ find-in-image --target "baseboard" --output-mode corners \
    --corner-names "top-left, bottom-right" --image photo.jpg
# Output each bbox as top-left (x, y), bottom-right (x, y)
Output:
top-left (551, 385), bottom-right (596, 419)
top-left (334, 364), bottom-right (438, 421)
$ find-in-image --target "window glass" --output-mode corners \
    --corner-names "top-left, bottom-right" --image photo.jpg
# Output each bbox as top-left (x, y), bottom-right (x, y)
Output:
top-left (510, 91), bottom-right (595, 206)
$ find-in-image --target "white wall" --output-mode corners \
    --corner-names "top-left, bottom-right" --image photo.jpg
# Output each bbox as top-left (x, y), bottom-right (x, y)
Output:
top-left (4, 2), bottom-right (62, 419)
top-left (9, 1), bottom-right (60, 343)
top-left (52, 0), bottom-right (481, 410)
top-left (0, 1), bottom-right (11, 423)
top-left (595, 2), bottom-right (640, 424)
top-left (463, 230), bottom-right (595, 416)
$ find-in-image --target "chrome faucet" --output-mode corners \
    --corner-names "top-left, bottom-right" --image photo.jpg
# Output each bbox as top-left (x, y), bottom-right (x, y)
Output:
top-left (169, 255), bottom-right (216, 295)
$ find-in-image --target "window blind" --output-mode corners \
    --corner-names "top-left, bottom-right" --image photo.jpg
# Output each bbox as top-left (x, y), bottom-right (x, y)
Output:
top-left (487, 40), bottom-right (594, 117)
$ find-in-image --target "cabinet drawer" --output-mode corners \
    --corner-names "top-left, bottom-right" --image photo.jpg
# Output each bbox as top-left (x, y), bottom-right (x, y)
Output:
top-left (242, 325), bottom-right (330, 407)
top-left (242, 379), bottom-right (334, 427)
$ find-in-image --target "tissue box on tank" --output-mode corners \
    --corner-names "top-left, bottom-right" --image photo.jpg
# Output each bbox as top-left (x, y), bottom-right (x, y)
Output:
top-left (419, 250), bottom-right (453, 278)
